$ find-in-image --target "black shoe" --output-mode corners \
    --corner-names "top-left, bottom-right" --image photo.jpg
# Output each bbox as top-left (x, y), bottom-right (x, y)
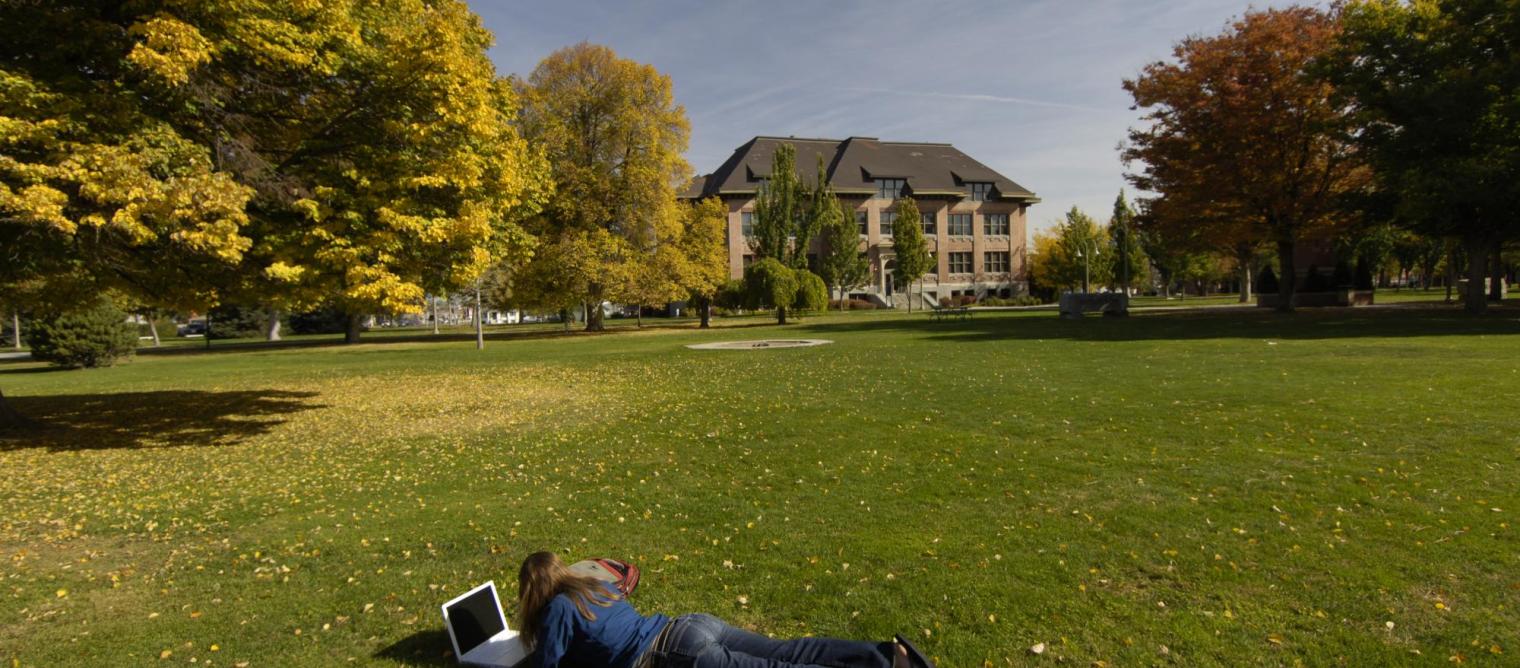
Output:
top-left (894, 634), bottom-right (934, 668)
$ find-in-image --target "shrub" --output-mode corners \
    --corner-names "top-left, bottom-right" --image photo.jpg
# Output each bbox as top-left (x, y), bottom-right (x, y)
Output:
top-left (1332, 260), bottom-right (1354, 288)
top-left (208, 304), bottom-right (268, 339)
top-left (1354, 257), bottom-right (1374, 290)
top-left (1257, 266), bottom-right (1280, 293)
top-left (288, 307), bottom-right (349, 335)
top-left (743, 258), bottom-right (798, 311)
top-left (1302, 265), bottom-right (1331, 292)
top-left (27, 298), bottom-right (139, 368)
top-left (980, 295), bottom-right (1046, 307)
top-left (827, 298), bottom-right (877, 310)
top-left (938, 295), bottom-right (979, 307)
top-left (794, 269), bottom-right (828, 312)
top-left (713, 279), bottom-right (746, 312)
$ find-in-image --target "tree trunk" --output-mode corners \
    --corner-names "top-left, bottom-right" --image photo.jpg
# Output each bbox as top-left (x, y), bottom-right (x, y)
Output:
top-left (9, 311), bottom-right (18, 351)
top-left (698, 296), bottom-right (712, 328)
top-left (344, 312), bottom-right (364, 344)
top-left (1237, 247), bottom-right (1254, 303)
top-left (263, 308), bottom-right (282, 342)
top-left (1489, 241), bottom-right (1505, 302)
top-left (560, 308), bottom-right (570, 332)
top-left (0, 388), bottom-right (35, 430)
top-left (1276, 237), bottom-right (1297, 313)
top-left (475, 287), bottom-right (484, 350)
top-left (1463, 234), bottom-right (1489, 313)
top-left (147, 312), bottom-right (162, 347)
top-left (636, 305), bottom-right (643, 328)
top-left (776, 306), bottom-right (787, 325)
top-left (431, 295), bottom-right (440, 335)
top-left (585, 299), bottom-right (605, 332)
top-left (1445, 241), bottom-right (1457, 302)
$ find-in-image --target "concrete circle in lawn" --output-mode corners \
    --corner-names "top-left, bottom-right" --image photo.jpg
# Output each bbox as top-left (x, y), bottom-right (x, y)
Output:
top-left (686, 339), bottom-right (833, 350)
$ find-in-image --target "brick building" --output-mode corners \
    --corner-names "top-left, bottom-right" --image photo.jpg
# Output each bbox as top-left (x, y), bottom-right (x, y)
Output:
top-left (682, 136), bottom-right (1039, 307)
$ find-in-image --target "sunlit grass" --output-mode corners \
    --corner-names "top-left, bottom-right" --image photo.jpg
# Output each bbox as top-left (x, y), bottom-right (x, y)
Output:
top-left (2, 307), bottom-right (1516, 666)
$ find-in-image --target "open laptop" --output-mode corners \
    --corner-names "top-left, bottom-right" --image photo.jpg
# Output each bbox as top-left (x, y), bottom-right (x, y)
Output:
top-left (441, 581), bottom-right (529, 668)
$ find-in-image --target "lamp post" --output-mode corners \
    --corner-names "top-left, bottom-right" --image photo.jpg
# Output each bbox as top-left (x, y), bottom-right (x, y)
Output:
top-left (1075, 240), bottom-right (1100, 294)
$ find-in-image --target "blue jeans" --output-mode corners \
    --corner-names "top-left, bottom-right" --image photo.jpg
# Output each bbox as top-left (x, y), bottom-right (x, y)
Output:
top-left (648, 614), bottom-right (892, 668)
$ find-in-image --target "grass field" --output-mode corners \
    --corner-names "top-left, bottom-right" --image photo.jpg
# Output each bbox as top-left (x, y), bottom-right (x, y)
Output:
top-left (2, 307), bottom-right (1517, 666)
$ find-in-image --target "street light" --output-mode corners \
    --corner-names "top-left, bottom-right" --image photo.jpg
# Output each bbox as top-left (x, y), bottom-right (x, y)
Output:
top-left (1075, 240), bottom-right (1100, 294)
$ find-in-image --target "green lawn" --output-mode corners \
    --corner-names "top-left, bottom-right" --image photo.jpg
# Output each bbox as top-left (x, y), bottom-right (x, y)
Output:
top-left (1127, 288), bottom-right (1461, 309)
top-left (2, 307), bottom-right (1517, 666)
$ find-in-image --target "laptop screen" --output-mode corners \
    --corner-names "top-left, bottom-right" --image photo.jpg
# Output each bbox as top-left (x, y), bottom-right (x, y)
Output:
top-left (446, 585), bottom-right (506, 655)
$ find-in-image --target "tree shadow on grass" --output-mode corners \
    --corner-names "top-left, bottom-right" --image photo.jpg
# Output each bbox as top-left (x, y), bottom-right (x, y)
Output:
top-left (0, 389), bottom-right (321, 452)
top-left (795, 304), bottom-right (1520, 344)
top-left (373, 629), bottom-right (455, 666)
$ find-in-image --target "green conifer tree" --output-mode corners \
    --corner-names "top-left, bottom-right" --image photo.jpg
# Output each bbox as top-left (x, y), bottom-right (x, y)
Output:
top-left (890, 198), bottom-right (934, 312)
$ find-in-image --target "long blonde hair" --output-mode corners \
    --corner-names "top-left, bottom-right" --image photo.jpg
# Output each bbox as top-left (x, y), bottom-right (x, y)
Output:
top-left (516, 551), bottom-right (619, 650)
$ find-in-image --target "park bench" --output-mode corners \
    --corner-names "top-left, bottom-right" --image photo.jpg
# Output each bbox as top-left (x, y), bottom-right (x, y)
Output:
top-left (928, 305), bottom-right (972, 321)
top-left (1058, 293), bottom-right (1128, 319)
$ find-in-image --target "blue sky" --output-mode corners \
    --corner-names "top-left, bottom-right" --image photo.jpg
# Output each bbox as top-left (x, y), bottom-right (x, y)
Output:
top-left (472, 0), bottom-right (1305, 233)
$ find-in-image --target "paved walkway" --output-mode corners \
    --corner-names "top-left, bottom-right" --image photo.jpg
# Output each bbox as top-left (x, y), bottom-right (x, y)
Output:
top-left (0, 351), bottom-right (31, 361)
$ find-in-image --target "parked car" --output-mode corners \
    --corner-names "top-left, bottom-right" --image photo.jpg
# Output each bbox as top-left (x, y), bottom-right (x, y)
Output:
top-left (177, 320), bottom-right (207, 337)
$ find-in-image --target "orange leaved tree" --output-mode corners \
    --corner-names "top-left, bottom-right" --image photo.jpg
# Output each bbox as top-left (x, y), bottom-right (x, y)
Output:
top-left (1122, 6), bottom-right (1364, 312)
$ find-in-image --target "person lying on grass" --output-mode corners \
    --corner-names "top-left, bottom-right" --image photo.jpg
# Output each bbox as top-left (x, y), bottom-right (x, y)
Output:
top-left (517, 551), bottom-right (932, 668)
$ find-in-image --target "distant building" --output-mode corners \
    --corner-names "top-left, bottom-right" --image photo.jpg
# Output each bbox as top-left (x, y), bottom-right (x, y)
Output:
top-left (682, 136), bottom-right (1039, 307)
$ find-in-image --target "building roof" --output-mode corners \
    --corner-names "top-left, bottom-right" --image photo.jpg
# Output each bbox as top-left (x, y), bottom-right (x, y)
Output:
top-left (681, 136), bottom-right (1038, 203)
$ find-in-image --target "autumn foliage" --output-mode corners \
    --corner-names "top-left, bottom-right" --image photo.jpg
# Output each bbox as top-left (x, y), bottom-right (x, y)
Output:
top-left (1123, 7), bottom-right (1365, 311)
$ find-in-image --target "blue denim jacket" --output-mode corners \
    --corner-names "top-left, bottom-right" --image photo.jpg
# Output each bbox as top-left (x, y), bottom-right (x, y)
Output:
top-left (532, 584), bottom-right (668, 668)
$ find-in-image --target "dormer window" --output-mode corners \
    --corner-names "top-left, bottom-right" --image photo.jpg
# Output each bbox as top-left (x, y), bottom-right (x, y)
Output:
top-left (876, 178), bottom-right (905, 200)
top-left (969, 182), bottom-right (993, 202)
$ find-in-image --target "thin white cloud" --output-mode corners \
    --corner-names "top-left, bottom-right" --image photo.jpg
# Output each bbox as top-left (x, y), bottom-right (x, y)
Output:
top-left (841, 87), bottom-right (1119, 115)
top-left (473, 0), bottom-right (1316, 239)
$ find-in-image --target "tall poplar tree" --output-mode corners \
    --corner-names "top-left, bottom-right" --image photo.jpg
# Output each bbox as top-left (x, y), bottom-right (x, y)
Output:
top-left (1108, 192), bottom-right (1150, 295)
top-left (752, 144), bottom-right (806, 265)
top-left (890, 197), bottom-right (933, 312)
top-left (677, 197), bottom-right (732, 328)
top-left (819, 208), bottom-right (869, 309)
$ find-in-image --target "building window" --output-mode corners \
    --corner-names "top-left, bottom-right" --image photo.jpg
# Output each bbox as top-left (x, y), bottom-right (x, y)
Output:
top-left (948, 213), bottom-right (973, 237)
top-left (880, 210), bottom-right (896, 237)
top-left (969, 182), bottom-right (993, 201)
top-left (741, 211), bottom-right (756, 237)
top-left (984, 213), bottom-right (1009, 236)
top-left (984, 251), bottom-right (1009, 273)
top-left (948, 252), bottom-right (973, 274)
top-left (876, 178), bottom-right (905, 200)
top-left (920, 212), bottom-right (936, 235)
top-left (855, 211), bottom-right (868, 235)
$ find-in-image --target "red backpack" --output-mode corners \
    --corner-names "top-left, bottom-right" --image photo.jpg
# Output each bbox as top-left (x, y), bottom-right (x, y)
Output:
top-left (568, 558), bottom-right (641, 596)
